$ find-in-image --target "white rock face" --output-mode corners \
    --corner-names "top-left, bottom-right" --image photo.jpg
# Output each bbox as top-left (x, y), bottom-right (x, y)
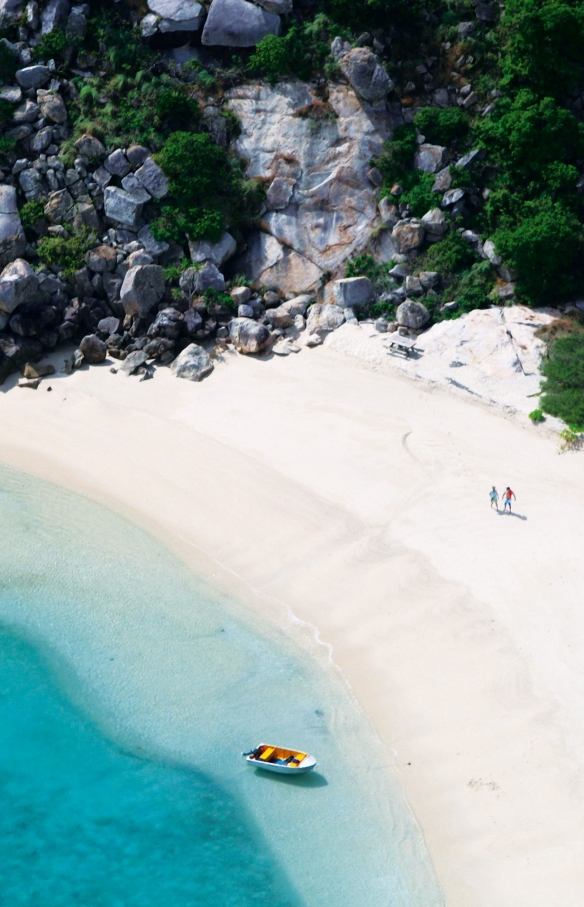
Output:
top-left (324, 306), bottom-right (561, 413)
top-left (227, 81), bottom-right (389, 292)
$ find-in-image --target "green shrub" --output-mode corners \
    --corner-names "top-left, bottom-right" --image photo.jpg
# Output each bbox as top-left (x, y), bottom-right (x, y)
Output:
top-left (529, 408), bottom-right (545, 422)
top-left (152, 132), bottom-right (262, 245)
top-left (37, 228), bottom-right (97, 277)
top-left (501, 0), bottom-right (584, 99)
top-left (20, 200), bottom-right (45, 231)
top-left (377, 125), bottom-right (418, 185)
top-left (541, 333), bottom-right (584, 429)
top-left (248, 18), bottom-right (330, 82)
top-left (31, 29), bottom-right (69, 62)
top-left (478, 92), bottom-right (583, 191)
top-left (424, 231), bottom-right (478, 275)
top-left (494, 198), bottom-right (583, 303)
top-left (414, 108), bottom-right (469, 146)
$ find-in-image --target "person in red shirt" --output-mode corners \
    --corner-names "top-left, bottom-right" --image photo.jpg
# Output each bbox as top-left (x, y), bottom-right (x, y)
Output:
top-left (503, 487), bottom-right (516, 512)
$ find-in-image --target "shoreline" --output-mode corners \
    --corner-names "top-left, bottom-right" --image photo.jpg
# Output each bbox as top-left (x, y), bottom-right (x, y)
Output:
top-left (1, 345), bottom-right (584, 906)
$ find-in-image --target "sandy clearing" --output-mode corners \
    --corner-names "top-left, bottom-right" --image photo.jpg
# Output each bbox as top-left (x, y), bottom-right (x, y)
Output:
top-left (0, 344), bottom-right (583, 907)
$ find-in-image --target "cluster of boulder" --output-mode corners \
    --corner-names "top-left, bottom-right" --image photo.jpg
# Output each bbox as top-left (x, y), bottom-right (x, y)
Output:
top-left (0, 0), bottom-right (519, 389)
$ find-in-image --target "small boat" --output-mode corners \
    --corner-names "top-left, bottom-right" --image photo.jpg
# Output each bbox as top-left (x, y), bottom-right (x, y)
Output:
top-left (243, 743), bottom-right (317, 775)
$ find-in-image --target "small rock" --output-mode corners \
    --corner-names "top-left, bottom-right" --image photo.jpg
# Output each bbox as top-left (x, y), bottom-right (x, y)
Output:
top-left (18, 376), bottom-right (40, 388)
top-left (105, 149), bottom-right (131, 178)
top-left (414, 144), bottom-right (448, 174)
top-left (202, 0), bottom-right (281, 46)
top-left (79, 334), bottom-right (107, 364)
top-left (230, 286), bottom-right (251, 306)
top-left (86, 244), bottom-right (117, 273)
top-left (121, 350), bottom-right (149, 374)
top-left (74, 134), bottom-right (106, 159)
top-left (179, 261), bottom-right (225, 297)
top-left (23, 361), bottom-right (54, 378)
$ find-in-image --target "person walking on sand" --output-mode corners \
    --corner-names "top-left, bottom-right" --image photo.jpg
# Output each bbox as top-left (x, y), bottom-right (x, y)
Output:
top-left (503, 487), bottom-right (516, 513)
top-left (489, 486), bottom-right (499, 510)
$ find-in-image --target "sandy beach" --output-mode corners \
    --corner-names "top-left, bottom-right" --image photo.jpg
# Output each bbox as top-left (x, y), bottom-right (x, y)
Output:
top-left (1, 344), bottom-right (583, 907)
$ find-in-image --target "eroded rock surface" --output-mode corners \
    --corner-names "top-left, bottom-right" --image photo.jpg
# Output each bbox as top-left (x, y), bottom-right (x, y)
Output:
top-left (227, 81), bottom-right (389, 293)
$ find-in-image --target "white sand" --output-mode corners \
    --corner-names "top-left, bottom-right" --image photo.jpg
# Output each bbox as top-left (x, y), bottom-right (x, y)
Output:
top-left (1, 346), bottom-right (583, 907)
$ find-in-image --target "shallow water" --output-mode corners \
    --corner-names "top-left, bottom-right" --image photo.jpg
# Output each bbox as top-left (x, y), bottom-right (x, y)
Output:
top-left (0, 464), bottom-right (443, 906)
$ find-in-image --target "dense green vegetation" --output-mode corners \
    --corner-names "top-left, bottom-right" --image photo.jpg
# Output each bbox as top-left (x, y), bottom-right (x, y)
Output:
top-left (151, 132), bottom-right (263, 245)
top-left (37, 229), bottom-right (97, 277)
top-left (541, 334), bottom-right (584, 429)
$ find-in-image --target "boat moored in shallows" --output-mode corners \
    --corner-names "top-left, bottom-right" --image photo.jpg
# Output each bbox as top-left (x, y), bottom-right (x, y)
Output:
top-left (243, 743), bottom-right (317, 774)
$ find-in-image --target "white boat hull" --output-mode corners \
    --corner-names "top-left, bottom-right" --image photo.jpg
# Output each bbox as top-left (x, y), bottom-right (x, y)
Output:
top-left (246, 754), bottom-right (316, 774)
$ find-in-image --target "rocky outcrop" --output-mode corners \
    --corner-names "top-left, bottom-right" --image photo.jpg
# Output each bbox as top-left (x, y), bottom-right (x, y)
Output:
top-left (227, 81), bottom-right (389, 292)
top-left (202, 0), bottom-right (280, 46)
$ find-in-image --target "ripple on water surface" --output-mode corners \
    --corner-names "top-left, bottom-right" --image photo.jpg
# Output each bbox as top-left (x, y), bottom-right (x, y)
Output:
top-left (0, 465), bottom-right (444, 907)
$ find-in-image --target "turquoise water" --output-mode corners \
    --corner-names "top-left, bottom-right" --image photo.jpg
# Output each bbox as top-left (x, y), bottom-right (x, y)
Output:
top-left (0, 464), bottom-right (444, 906)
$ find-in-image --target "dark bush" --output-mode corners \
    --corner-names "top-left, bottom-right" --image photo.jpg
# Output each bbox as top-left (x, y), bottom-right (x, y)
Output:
top-left (414, 108), bottom-right (469, 146)
top-left (494, 198), bottom-right (583, 303)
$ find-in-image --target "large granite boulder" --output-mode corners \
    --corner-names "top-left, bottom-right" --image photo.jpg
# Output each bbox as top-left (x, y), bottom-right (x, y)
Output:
top-left (0, 258), bottom-right (39, 316)
top-left (120, 264), bottom-right (165, 316)
top-left (202, 0), bottom-right (280, 46)
top-left (0, 186), bottom-right (25, 268)
top-left (227, 82), bottom-right (389, 291)
top-left (396, 299), bottom-right (430, 330)
top-left (229, 316), bottom-right (271, 353)
top-left (179, 261), bottom-right (226, 297)
top-left (265, 294), bottom-right (312, 328)
top-left (147, 0), bottom-right (205, 31)
top-left (134, 157), bottom-right (169, 199)
top-left (337, 47), bottom-right (393, 103)
top-left (37, 89), bottom-right (67, 124)
top-left (188, 231), bottom-right (236, 267)
top-left (332, 276), bottom-right (373, 308)
top-left (421, 208), bottom-right (448, 242)
top-left (414, 144), bottom-right (448, 174)
top-left (392, 220), bottom-right (425, 254)
top-left (15, 65), bottom-right (50, 89)
top-left (104, 186), bottom-right (145, 227)
top-left (306, 303), bottom-right (345, 335)
top-left (170, 343), bottom-right (214, 380)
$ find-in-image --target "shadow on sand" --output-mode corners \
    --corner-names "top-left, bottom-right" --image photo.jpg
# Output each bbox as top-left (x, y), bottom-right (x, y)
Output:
top-left (497, 510), bottom-right (528, 521)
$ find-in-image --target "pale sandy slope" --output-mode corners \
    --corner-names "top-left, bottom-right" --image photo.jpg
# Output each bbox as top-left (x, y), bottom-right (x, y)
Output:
top-left (1, 345), bottom-right (583, 907)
